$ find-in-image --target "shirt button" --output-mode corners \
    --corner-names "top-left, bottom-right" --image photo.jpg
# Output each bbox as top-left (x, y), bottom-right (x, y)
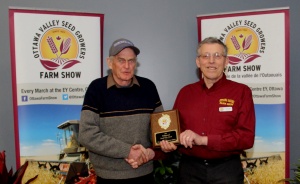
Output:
top-left (201, 132), bottom-right (205, 135)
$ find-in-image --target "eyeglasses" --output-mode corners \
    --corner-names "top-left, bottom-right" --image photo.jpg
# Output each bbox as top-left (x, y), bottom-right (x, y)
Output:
top-left (197, 52), bottom-right (226, 60)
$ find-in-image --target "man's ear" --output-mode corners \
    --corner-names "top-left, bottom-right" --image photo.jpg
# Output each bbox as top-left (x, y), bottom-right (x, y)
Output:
top-left (224, 56), bottom-right (229, 68)
top-left (106, 57), bottom-right (113, 69)
top-left (196, 57), bottom-right (201, 68)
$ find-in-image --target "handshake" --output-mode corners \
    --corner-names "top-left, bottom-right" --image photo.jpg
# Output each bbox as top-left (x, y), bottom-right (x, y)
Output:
top-left (125, 144), bottom-right (155, 169)
top-left (125, 139), bottom-right (179, 169)
top-left (125, 129), bottom-right (207, 168)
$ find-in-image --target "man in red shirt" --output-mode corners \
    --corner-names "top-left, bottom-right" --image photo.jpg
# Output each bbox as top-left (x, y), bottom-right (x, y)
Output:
top-left (161, 37), bottom-right (255, 184)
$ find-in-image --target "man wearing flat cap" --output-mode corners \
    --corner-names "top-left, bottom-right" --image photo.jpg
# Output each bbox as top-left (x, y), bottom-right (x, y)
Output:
top-left (79, 38), bottom-right (164, 184)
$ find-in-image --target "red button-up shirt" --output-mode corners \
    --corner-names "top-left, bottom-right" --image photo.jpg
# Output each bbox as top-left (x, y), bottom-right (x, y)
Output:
top-left (174, 74), bottom-right (255, 159)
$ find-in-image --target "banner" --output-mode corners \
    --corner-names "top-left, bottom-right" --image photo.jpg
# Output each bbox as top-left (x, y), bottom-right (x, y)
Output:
top-left (197, 7), bottom-right (289, 184)
top-left (9, 8), bottom-right (104, 174)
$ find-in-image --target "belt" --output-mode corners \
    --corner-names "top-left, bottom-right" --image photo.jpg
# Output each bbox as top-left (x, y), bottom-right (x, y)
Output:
top-left (182, 154), bottom-right (240, 166)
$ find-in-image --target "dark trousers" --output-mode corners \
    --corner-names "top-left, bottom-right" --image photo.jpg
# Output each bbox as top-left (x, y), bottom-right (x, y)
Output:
top-left (97, 173), bottom-right (154, 184)
top-left (178, 155), bottom-right (244, 184)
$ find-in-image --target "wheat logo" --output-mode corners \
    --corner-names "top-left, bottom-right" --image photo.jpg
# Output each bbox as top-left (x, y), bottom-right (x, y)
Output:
top-left (39, 28), bottom-right (81, 70)
top-left (224, 26), bottom-right (263, 65)
top-left (158, 114), bottom-right (171, 130)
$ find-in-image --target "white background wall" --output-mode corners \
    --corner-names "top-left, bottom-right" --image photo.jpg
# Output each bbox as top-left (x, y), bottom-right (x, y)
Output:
top-left (1, 0), bottom-right (300, 176)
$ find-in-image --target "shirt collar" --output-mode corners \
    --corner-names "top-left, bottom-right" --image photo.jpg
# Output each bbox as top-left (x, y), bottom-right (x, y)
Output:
top-left (107, 73), bottom-right (140, 89)
top-left (200, 73), bottom-right (227, 90)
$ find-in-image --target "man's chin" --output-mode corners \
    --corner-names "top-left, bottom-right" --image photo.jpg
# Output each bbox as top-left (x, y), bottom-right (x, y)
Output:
top-left (120, 76), bottom-right (133, 82)
top-left (121, 74), bottom-right (134, 80)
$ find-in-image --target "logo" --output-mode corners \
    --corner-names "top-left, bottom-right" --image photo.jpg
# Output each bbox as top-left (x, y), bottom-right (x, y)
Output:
top-left (219, 98), bottom-right (234, 106)
top-left (220, 20), bottom-right (266, 65)
top-left (62, 94), bottom-right (69, 100)
top-left (21, 96), bottom-right (28, 102)
top-left (158, 114), bottom-right (171, 130)
top-left (32, 20), bottom-right (87, 71)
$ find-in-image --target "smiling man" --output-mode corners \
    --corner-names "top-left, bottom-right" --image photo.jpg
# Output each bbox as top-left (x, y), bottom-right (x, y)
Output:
top-left (160, 37), bottom-right (256, 184)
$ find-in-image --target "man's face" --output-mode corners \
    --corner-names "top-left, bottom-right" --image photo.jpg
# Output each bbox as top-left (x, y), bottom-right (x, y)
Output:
top-left (107, 48), bottom-right (137, 86)
top-left (196, 43), bottom-right (228, 84)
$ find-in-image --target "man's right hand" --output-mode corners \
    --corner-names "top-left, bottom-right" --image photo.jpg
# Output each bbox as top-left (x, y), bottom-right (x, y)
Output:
top-left (125, 144), bottom-right (149, 168)
top-left (160, 140), bottom-right (177, 152)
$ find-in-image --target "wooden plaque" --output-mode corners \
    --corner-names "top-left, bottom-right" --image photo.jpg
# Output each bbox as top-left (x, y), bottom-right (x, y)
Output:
top-left (151, 109), bottom-right (180, 148)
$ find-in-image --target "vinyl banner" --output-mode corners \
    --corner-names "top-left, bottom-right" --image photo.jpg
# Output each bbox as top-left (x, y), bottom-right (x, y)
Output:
top-left (197, 8), bottom-right (289, 184)
top-left (9, 8), bottom-right (104, 173)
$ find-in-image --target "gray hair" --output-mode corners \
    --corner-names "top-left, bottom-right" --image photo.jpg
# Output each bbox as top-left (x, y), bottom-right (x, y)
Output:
top-left (197, 37), bottom-right (228, 56)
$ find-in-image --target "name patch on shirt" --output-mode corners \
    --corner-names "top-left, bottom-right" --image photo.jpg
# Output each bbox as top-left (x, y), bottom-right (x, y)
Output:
top-left (219, 107), bottom-right (233, 112)
top-left (219, 98), bottom-right (234, 106)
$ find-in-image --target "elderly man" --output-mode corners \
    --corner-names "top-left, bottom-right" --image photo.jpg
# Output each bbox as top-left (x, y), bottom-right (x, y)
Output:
top-left (79, 38), bottom-right (164, 184)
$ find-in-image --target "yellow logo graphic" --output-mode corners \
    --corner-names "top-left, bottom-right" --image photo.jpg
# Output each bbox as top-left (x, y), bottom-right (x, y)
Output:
top-left (219, 98), bottom-right (235, 106)
top-left (39, 28), bottom-right (80, 70)
top-left (224, 26), bottom-right (263, 65)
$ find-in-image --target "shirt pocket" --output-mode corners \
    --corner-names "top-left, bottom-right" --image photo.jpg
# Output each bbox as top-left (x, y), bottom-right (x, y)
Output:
top-left (213, 109), bottom-right (237, 132)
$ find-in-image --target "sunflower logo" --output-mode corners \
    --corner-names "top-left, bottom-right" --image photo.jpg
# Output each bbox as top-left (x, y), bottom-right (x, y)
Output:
top-left (225, 26), bottom-right (261, 65)
top-left (39, 28), bottom-right (80, 70)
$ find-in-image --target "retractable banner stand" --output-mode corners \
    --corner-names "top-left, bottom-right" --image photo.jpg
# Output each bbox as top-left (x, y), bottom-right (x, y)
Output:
top-left (9, 8), bottom-right (104, 182)
top-left (197, 8), bottom-right (289, 183)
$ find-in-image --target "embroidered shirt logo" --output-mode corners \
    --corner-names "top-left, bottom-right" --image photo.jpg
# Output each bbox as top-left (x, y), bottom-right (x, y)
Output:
top-left (219, 98), bottom-right (235, 106)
